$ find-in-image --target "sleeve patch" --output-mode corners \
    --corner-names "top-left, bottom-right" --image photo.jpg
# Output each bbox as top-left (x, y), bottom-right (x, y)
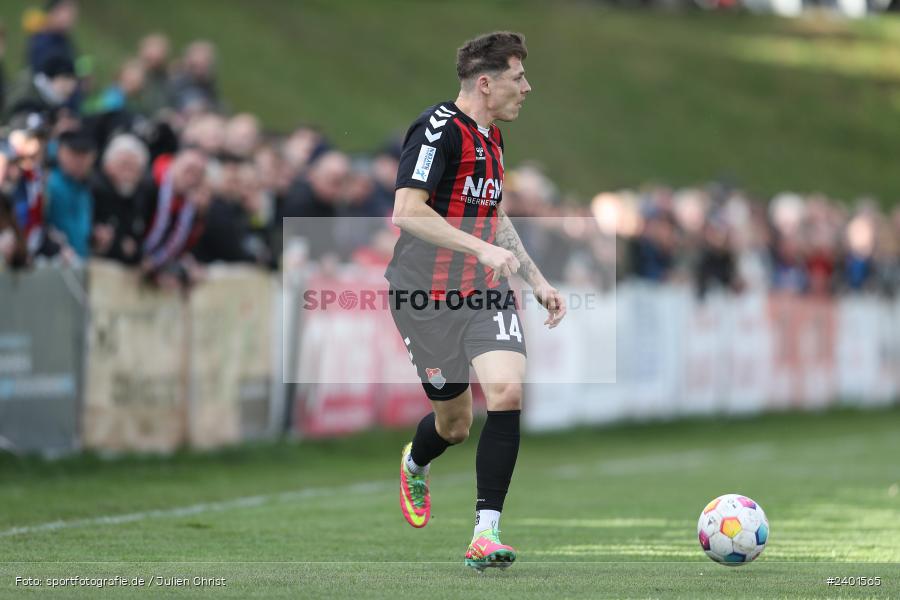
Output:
top-left (412, 145), bottom-right (437, 182)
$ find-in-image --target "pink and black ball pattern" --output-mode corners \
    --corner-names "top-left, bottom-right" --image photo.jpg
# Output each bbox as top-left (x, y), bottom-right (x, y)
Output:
top-left (697, 493), bottom-right (769, 566)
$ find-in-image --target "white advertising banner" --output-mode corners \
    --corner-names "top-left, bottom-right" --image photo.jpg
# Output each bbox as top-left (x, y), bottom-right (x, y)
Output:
top-left (836, 296), bottom-right (882, 404)
top-left (721, 292), bottom-right (772, 416)
top-left (83, 260), bottom-right (187, 453)
top-left (523, 286), bottom-right (894, 432)
top-left (189, 265), bottom-right (278, 448)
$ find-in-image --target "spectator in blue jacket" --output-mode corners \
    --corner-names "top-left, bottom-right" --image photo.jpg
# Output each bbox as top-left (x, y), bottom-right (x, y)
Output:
top-left (45, 127), bottom-right (95, 259)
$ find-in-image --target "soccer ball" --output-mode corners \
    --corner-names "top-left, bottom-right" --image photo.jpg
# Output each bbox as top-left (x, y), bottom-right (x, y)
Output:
top-left (697, 493), bottom-right (768, 566)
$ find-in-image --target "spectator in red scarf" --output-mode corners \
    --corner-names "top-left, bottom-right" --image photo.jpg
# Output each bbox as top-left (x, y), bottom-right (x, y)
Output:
top-left (140, 147), bottom-right (208, 286)
top-left (5, 127), bottom-right (50, 259)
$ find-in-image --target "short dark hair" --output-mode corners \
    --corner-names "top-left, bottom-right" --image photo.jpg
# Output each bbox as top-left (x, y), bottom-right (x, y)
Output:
top-left (456, 32), bottom-right (527, 82)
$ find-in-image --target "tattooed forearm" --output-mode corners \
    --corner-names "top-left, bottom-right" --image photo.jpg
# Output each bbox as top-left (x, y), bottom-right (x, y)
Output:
top-left (495, 208), bottom-right (543, 287)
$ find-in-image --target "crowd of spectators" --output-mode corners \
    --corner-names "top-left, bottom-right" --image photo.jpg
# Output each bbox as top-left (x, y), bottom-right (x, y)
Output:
top-left (1, 0), bottom-right (899, 298)
top-left (502, 175), bottom-right (900, 297)
top-left (0, 1), bottom-right (401, 290)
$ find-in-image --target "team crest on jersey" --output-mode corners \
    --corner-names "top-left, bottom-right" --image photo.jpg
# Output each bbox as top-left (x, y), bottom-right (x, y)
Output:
top-left (425, 367), bottom-right (446, 390)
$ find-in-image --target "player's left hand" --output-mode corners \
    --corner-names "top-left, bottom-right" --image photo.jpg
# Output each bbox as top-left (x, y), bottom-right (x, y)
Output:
top-left (533, 283), bottom-right (566, 329)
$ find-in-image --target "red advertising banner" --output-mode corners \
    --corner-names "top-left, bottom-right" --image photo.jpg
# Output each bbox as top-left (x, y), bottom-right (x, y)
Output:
top-left (767, 293), bottom-right (836, 409)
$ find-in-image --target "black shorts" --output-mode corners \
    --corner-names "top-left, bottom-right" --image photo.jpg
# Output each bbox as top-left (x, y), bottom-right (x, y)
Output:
top-left (388, 287), bottom-right (527, 400)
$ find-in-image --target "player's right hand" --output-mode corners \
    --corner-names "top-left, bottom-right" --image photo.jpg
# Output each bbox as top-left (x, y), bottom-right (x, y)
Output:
top-left (477, 245), bottom-right (520, 283)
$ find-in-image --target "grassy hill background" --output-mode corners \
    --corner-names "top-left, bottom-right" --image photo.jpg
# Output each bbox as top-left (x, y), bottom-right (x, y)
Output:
top-left (2, 0), bottom-right (900, 203)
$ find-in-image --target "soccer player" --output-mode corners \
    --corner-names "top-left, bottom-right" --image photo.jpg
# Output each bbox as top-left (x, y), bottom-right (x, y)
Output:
top-left (387, 31), bottom-right (566, 571)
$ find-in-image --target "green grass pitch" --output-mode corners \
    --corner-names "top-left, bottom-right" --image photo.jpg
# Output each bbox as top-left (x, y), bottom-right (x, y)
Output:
top-left (1, 406), bottom-right (898, 598)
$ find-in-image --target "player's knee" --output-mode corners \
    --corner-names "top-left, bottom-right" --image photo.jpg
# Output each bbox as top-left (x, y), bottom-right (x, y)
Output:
top-left (443, 426), bottom-right (469, 445)
top-left (488, 382), bottom-right (523, 411)
top-left (437, 415), bottom-right (471, 444)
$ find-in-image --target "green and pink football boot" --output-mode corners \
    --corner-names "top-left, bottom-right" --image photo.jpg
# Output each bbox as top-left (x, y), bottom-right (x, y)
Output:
top-left (465, 528), bottom-right (517, 571)
top-left (399, 442), bottom-right (430, 528)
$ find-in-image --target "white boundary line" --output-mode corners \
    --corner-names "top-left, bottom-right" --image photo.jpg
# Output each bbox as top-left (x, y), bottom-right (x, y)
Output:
top-left (2, 432), bottom-right (886, 540)
top-left (0, 445), bottom-right (764, 540)
top-left (0, 480), bottom-right (391, 539)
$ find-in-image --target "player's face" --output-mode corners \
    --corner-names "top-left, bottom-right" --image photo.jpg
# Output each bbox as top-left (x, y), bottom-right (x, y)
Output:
top-left (489, 57), bottom-right (531, 122)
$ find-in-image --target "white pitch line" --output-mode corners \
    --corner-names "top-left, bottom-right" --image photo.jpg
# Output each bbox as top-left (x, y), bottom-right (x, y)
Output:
top-left (0, 446), bottom-right (762, 539)
top-left (2, 428), bottom-right (882, 540)
top-left (0, 480), bottom-right (391, 539)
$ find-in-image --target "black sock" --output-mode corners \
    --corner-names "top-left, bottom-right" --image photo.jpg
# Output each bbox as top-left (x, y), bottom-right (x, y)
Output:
top-left (476, 409), bottom-right (521, 512)
top-left (410, 412), bottom-right (452, 467)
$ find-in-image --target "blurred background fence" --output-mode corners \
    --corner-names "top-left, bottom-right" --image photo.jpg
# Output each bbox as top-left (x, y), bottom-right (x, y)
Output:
top-left (2, 261), bottom-right (897, 454)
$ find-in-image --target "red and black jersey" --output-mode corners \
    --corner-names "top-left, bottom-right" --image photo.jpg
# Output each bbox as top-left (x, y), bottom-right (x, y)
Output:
top-left (386, 101), bottom-right (506, 297)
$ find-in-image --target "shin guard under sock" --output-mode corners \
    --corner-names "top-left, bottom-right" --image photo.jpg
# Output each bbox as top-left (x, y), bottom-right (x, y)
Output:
top-left (475, 409), bottom-right (521, 513)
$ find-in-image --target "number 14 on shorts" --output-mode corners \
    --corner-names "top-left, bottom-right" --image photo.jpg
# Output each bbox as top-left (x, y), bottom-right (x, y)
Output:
top-left (493, 311), bottom-right (522, 342)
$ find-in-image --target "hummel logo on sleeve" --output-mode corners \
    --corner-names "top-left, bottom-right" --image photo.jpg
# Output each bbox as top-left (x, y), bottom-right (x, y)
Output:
top-left (425, 107), bottom-right (451, 143)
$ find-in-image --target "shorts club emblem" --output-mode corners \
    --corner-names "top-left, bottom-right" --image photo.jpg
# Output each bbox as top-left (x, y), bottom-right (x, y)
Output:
top-left (425, 367), bottom-right (446, 390)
